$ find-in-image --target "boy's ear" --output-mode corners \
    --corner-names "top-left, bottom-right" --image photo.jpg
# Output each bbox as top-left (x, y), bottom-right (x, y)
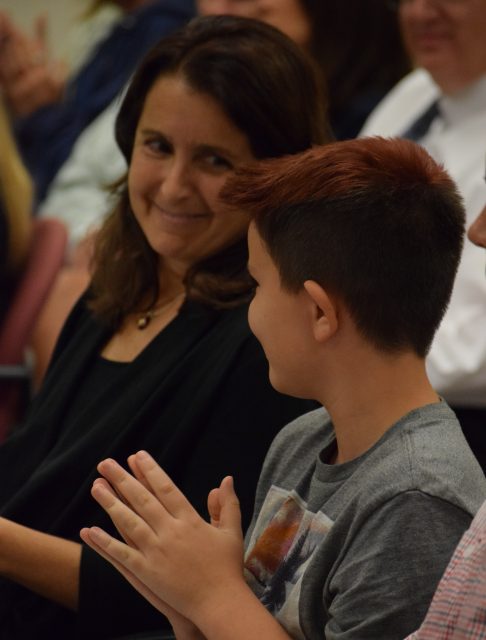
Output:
top-left (303, 280), bottom-right (338, 342)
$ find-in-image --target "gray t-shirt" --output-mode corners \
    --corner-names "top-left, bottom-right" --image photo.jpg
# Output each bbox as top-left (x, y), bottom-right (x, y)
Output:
top-left (244, 402), bottom-right (486, 640)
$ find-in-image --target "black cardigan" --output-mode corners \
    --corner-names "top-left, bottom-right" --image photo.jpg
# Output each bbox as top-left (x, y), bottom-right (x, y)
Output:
top-left (0, 296), bottom-right (315, 639)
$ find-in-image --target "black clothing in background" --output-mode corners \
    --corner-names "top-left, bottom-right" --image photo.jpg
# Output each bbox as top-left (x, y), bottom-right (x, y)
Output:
top-left (453, 407), bottom-right (486, 475)
top-left (0, 295), bottom-right (316, 639)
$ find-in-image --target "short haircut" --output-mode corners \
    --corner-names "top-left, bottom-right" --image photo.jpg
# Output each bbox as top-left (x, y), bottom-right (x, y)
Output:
top-left (222, 137), bottom-right (465, 357)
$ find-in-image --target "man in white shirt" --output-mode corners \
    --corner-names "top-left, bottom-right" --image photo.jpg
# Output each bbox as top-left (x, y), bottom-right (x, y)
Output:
top-left (360, 0), bottom-right (486, 469)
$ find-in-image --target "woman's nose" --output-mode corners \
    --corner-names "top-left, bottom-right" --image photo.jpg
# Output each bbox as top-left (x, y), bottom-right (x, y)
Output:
top-left (159, 158), bottom-right (193, 204)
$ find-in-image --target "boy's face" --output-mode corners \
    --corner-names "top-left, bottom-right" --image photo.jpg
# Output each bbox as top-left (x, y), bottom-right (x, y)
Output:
top-left (247, 223), bottom-right (316, 398)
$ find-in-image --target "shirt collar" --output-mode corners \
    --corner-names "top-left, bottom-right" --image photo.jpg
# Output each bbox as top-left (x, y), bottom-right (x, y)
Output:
top-left (438, 74), bottom-right (486, 125)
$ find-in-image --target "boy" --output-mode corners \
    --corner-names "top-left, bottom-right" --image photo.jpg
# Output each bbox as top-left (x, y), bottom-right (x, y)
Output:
top-left (80, 137), bottom-right (486, 639)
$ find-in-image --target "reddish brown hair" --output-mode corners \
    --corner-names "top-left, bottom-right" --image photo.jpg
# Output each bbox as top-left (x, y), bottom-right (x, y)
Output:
top-left (222, 137), bottom-right (465, 356)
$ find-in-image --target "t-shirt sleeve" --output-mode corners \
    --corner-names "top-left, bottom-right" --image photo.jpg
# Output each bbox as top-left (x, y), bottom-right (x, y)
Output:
top-left (322, 491), bottom-right (471, 640)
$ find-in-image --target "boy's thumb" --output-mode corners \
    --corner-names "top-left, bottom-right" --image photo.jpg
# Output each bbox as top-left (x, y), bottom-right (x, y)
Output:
top-left (218, 476), bottom-right (242, 534)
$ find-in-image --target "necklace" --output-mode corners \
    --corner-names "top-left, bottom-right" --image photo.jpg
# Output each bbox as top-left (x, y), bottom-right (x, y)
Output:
top-left (136, 293), bottom-right (185, 330)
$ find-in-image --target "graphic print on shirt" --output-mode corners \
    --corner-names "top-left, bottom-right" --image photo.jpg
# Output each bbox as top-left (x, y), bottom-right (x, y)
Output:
top-left (245, 485), bottom-right (334, 639)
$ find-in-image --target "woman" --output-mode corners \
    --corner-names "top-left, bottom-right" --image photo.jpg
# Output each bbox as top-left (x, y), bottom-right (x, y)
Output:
top-left (0, 15), bottom-right (328, 640)
top-left (198, 0), bottom-right (411, 140)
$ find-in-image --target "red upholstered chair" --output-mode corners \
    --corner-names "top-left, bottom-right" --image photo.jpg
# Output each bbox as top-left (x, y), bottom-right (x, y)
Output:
top-left (0, 218), bottom-right (67, 441)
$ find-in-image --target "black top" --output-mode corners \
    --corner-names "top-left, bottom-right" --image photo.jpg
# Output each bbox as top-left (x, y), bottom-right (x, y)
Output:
top-left (0, 295), bottom-right (315, 639)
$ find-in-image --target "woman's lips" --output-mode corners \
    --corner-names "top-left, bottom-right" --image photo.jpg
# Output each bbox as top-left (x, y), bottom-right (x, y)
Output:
top-left (410, 31), bottom-right (450, 51)
top-left (151, 202), bottom-right (209, 226)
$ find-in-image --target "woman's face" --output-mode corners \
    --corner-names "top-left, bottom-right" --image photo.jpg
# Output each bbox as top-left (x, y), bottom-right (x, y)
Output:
top-left (197, 0), bottom-right (312, 47)
top-left (128, 74), bottom-right (255, 276)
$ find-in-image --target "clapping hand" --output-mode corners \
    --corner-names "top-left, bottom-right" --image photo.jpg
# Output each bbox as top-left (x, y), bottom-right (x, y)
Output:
top-left (80, 451), bottom-right (245, 635)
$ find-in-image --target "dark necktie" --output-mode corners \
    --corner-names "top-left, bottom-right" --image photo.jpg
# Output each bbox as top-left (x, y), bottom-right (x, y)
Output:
top-left (401, 100), bottom-right (440, 142)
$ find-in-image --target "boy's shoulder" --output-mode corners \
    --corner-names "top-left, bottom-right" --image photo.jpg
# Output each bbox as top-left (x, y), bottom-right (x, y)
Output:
top-left (258, 401), bottom-right (486, 518)
top-left (365, 401), bottom-right (486, 504)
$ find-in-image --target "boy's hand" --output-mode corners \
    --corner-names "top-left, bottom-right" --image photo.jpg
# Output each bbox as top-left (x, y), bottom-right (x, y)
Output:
top-left (80, 452), bottom-right (245, 625)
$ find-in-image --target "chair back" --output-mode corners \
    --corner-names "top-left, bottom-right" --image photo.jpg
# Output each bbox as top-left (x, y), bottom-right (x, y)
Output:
top-left (0, 218), bottom-right (67, 440)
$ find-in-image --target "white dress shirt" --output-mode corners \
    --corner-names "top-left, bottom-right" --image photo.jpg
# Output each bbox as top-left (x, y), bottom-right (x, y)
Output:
top-left (38, 96), bottom-right (126, 251)
top-left (361, 69), bottom-right (486, 407)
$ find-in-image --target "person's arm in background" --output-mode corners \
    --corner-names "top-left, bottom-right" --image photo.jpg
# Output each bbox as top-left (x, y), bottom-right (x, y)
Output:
top-left (0, 12), bottom-right (66, 117)
top-left (0, 517), bottom-right (81, 609)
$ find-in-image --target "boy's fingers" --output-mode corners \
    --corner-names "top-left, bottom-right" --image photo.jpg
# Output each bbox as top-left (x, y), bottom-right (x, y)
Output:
top-left (127, 454), bottom-right (153, 494)
top-left (90, 476), bottom-right (159, 546)
top-left (131, 451), bottom-right (196, 519)
top-left (92, 478), bottom-right (138, 547)
top-left (97, 457), bottom-right (160, 514)
top-left (97, 455), bottom-right (195, 526)
top-left (80, 526), bottom-right (142, 572)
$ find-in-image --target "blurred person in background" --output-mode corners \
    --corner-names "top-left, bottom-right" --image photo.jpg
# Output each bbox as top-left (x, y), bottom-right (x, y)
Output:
top-left (198, 0), bottom-right (411, 140)
top-left (0, 0), bottom-right (195, 204)
top-left (361, 0), bottom-right (486, 471)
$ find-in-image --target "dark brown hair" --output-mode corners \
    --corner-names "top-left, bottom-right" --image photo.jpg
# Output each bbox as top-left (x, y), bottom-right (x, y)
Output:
top-left (222, 137), bottom-right (465, 357)
top-left (89, 15), bottom-right (329, 327)
top-left (300, 0), bottom-right (411, 139)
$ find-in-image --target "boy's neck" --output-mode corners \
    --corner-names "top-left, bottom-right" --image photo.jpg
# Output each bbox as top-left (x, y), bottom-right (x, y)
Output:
top-left (317, 347), bottom-right (439, 465)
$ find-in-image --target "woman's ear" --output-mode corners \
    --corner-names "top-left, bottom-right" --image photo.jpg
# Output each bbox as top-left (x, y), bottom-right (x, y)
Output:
top-left (303, 280), bottom-right (338, 342)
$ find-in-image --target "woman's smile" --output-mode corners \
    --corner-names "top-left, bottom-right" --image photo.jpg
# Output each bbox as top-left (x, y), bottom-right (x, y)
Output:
top-left (149, 200), bottom-right (210, 228)
top-left (128, 74), bottom-right (254, 271)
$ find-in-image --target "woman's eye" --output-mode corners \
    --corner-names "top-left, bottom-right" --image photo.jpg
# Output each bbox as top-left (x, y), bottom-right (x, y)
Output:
top-left (248, 275), bottom-right (259, 288)
top-left (145, 138), bottom-right (171, 155)
top-left (204, 154), bottom-right (233, 170)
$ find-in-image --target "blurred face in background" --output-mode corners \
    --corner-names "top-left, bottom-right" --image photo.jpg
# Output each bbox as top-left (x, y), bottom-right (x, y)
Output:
top-left (197, 0), bottom-right (312, 46)
top-left (396, 0), bottom-right (486, 92)
top-left (467, 162), bottom-right (486, 275)
top-left (468, 205), bottom-right (486, 248)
